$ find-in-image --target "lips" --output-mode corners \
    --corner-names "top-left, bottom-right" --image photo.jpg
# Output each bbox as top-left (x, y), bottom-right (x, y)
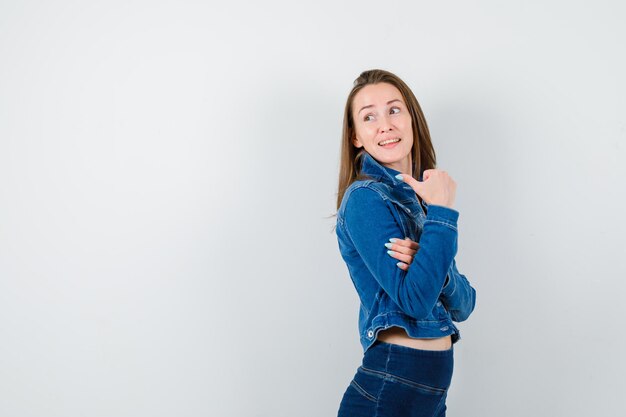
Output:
top-left (378, 137), bottom-right (401, 146)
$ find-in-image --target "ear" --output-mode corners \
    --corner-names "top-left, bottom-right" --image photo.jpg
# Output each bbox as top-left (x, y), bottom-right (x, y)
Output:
top-left (352, 135), bottom-right (363, 148)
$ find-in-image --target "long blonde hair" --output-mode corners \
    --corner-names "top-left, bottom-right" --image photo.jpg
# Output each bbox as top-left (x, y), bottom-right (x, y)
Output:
top-left (334, 69), bottom-right (438, 214)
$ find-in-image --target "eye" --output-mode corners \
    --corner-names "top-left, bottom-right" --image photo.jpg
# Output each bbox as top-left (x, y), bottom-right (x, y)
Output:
top-left (363, 107), bottom-right (401, 122)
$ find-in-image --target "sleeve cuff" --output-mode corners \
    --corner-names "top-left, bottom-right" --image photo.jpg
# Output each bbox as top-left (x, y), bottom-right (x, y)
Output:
top-left (425, 204), bottom-right (459, 228)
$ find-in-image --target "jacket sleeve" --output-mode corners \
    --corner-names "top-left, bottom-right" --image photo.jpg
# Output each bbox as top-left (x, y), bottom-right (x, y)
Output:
top-left (440, 258), bottom-right (477, 322)
top-left (342, 187), bottom-right (459, 320)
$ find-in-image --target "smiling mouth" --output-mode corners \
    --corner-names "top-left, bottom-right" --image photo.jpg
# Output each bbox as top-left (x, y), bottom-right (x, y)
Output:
top-left (378, 137), bottom-right (401, 146)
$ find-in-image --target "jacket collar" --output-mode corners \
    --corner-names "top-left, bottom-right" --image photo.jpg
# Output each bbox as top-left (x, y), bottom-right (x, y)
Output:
top-left (359, 151), bottom-right (420, 187)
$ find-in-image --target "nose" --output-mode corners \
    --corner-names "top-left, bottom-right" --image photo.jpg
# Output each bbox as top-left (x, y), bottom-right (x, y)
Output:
top-left (379, 113), bottom-right (393, 132)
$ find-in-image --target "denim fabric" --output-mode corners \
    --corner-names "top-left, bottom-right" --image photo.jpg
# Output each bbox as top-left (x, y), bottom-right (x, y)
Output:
top-left (337, 340), bottom-right (454, 417)
top-left (336, 151), bottom-right (476, 353)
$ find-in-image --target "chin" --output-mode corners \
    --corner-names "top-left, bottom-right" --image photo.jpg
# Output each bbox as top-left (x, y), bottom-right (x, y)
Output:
top-left (370, 148), bottom-right (411, 164)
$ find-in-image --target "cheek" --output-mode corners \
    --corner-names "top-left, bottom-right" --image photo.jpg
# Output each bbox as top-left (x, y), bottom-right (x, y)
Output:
top-left (399, 115), bottom-right (413, 129)
top-left (399, 120), bottom-right (413, 138)
top-left (358, 124), bottom-right (376, 136)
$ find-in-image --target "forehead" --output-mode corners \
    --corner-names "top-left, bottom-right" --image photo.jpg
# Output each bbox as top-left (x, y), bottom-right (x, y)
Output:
top-left (353, 82), bottom-right (404, 108)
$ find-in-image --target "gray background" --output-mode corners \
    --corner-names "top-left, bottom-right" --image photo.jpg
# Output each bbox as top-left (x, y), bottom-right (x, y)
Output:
top-left (1, 0), bottom-right (624, 416)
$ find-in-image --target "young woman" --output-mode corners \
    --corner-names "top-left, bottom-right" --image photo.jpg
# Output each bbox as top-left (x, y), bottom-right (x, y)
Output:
top-left (335, 69), bottom-right (477, 417)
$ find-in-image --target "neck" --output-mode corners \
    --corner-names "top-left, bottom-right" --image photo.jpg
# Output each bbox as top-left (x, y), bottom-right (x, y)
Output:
top-left (383, 154), bottom-right (413, 176)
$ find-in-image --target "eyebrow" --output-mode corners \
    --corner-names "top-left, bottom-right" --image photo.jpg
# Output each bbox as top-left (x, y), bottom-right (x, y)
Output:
top-left (358, 99), bottom-right (403, 115)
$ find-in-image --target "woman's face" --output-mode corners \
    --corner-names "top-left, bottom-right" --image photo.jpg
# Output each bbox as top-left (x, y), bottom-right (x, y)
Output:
top-left (352, 82), bottom-right (414, 173)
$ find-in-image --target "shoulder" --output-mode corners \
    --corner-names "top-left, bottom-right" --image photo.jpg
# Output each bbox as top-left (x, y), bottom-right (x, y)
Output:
top-left (338, 180), bottom-right (392, 220)
top-left (340, 179), bottom-right (386, 207)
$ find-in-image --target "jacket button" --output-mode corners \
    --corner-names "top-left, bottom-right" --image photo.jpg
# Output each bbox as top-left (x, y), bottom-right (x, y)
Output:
top-left (437, 301), bottom-right (442, 307)
top-left (367, 329), bottom-right (374, 338)
top-left (440, 326), bottom-right (449, 332)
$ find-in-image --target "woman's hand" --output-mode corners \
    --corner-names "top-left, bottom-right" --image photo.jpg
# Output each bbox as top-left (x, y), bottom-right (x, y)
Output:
top-left (395, 169), bottom-right (457, 208)
top-left (385, 237), bottom-right (420, 271)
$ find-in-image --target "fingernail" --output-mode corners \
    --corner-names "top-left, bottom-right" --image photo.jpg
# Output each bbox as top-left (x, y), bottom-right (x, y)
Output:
top-left (395, 174), bottom-right (403, 180)
top-left (387, 250), bottom-right (394, 255)
top-left (389, 238), bottom-right (398, 243)
top-left (404, 236), bottom-right (410, 240)
top-left (384, 243), bottom-right (393, 249)
top-left (396, 262), bottom-right (403, 268)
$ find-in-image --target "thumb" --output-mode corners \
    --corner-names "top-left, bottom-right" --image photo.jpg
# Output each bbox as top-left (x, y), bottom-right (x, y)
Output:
top-left (395, 173), bottom-right (423, 192)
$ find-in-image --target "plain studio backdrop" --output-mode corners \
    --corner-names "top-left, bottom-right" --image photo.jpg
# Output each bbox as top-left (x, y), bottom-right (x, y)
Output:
top-left (1, 1), bottom-right (624, 416)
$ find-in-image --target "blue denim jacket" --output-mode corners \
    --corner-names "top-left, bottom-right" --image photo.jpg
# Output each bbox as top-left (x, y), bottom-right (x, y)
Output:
top-left (336, 151), bottom-right (476, 353)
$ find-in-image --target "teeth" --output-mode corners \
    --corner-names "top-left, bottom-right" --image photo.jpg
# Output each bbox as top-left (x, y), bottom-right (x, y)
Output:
top-left (379, 138), bottom-right (401, 146)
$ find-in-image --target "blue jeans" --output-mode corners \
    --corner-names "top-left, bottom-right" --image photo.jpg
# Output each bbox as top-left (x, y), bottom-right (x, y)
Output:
top-left (337, 340), bottom-right (454, 417)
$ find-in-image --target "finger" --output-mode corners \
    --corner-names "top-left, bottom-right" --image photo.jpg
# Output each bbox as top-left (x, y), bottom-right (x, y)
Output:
top-left (396, 262), bottom-right (409, 271)
top-left (389, 237), bottom-right (420, 250)
top-left (397, 238), bottom-right (420, 253)
top-left (389, 238), bottom-right (410, 247)
top-left (395, 173), bottom-right (423, 192)
top-left (385, 242), bottom-right (417, 256)
top-left (386, 250), bottom-right (414, 264)
top-left (397, 246), bottom-right (418, 256)
top-left (403, 237), bottom-right (420, 250)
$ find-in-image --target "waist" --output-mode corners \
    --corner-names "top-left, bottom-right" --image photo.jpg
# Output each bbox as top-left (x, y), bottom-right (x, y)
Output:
top-left (362, 337), bottom-right (454, 392)
top-left (376, 326), bottom-right (452, 350)
top-left (359, 310), bottom-right (460, 353)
